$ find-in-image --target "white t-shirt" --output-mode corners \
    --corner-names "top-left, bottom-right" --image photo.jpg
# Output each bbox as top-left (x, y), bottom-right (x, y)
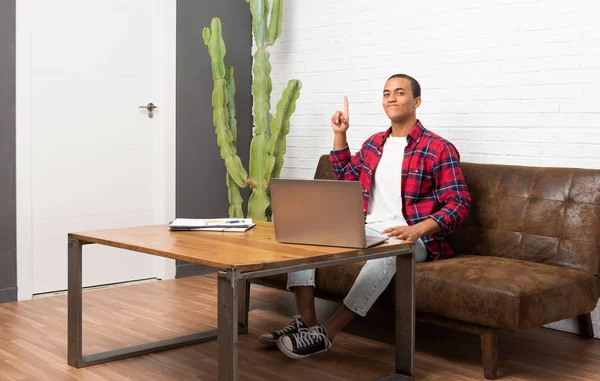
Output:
top-left (365, 135), bottom-right (408, 233)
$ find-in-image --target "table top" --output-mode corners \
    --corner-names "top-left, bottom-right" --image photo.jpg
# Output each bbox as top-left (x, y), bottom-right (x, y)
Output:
top-left (69, 221), bottom-right (413, 272)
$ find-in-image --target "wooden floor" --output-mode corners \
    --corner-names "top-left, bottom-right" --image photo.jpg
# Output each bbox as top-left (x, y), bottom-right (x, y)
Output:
top-left (1, 275), bottom-right (599, 381)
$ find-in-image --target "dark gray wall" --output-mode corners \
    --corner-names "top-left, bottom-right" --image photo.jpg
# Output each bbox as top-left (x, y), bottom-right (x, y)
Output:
top-left (0, 0), bottom-right (17, 303)
top-left (176, 1), bottom-right (253, 277)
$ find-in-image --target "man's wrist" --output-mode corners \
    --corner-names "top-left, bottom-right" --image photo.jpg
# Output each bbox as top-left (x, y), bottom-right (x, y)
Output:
top-left (416, 219), bottom-right (440, 237)
top-left (333, 132), bottom-right (348, 151)
top-left (414, 222), bottom-right (426, 238)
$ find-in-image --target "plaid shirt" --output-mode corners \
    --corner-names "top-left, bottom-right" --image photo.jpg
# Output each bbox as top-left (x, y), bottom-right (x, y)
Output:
top-left (329, 120), bottom-right (471, 261)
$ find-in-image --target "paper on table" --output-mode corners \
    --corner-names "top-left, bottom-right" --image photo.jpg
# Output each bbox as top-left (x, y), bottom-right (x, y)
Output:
top-left (169, 218), bottom-right (255, 231)
top-left (187, 226), bottom-right (254, 232)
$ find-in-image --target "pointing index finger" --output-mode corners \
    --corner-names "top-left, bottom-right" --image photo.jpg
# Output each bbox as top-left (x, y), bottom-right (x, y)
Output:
top-left (343, 95), bottom-right (349, 116)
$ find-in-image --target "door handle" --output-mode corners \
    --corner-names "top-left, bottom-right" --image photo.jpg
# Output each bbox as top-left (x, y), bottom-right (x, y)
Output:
top-left (139, 102), bottom-right (157, 118)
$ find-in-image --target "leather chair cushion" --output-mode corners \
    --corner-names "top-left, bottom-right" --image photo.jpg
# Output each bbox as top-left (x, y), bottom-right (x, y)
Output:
top-left (416, 256), bottom-right (600, 331)
top-left (251, 255), bottom-right (599, 332)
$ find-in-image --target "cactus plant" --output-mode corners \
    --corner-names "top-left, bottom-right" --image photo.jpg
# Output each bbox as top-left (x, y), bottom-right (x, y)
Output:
top-left (203, 0), bottom-right (301, 221)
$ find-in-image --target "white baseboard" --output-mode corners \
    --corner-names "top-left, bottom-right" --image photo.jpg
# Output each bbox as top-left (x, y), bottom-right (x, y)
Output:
top-left (544, 300), bottom-right (600, 339)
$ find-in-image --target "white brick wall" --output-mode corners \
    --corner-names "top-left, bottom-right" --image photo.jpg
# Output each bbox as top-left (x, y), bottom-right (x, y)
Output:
top-left (261, 0), bottom-right (600, 336)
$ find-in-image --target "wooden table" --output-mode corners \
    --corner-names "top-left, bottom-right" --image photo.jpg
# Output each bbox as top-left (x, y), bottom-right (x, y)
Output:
top-left (67, 221), bottom-right (416, 381)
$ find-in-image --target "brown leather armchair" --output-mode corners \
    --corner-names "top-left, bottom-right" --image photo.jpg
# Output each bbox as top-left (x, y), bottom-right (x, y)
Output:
top-left (251, 155), bottom-right (600, 379)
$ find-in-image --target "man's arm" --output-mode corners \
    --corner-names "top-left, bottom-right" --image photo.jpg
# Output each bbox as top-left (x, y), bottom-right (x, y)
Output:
top-left (334, 132), bottom-right (347, 151)
top-left (427, 142), bottom-right (471, 234)
top-left (329, 141), bottom-right (364, 181)
top-left (383, 142), bottom-right (470, 241)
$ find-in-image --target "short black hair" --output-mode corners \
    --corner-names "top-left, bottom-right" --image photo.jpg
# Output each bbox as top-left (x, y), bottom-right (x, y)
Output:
top-left (388, 74), bottom-right (421, 98)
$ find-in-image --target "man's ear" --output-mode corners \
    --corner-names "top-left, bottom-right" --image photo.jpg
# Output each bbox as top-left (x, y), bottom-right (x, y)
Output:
top-left (414, 97), bottom-right (422, 109)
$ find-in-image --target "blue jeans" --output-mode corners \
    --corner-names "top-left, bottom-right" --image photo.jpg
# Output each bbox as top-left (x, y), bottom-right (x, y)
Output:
top-left (287, 239), bottom-right (427, 317)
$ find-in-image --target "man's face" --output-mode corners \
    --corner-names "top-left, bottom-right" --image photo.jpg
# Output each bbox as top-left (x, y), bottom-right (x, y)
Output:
top-left (382, 77), bottom-right (421, 122)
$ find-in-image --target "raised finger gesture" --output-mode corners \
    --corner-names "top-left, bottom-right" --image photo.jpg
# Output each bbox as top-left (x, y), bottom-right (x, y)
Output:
top-left (331, 96), bottom-right (350, 133)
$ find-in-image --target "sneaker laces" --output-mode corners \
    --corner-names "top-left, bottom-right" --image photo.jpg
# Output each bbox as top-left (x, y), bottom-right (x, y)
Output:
top-left (292, 326), bottom-right (332, 351)
top-left (275, 315), bottom-right (303, 336)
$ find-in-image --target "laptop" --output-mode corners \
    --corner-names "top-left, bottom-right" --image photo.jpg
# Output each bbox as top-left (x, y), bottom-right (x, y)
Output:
top-left (269, 179), bottom-right (389, 248)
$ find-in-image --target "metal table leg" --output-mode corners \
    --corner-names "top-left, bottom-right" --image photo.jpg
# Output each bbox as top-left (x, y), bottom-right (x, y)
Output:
top-left (218, 270), bottom-right (239, 381)
top-left (376, 251), bottom-right (416, 381)
top-left (67, 237), bottom-right (83, 367)
top-left (67, 238), bottom-right (219, 368)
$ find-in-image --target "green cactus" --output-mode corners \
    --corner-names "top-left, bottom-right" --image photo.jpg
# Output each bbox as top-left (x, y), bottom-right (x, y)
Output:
top-left (203, 18), bottom-right (249, 189)
top-left (203, 0), bottom-right (300, 221)
top-left (225, 66), bottom-right (244, 218)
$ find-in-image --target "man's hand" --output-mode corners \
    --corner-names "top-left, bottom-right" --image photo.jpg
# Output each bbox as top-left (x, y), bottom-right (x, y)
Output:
top-left (331, 96), bottom-right (350, 133)
top-left (382, 219), bottom-right (441, 242)
top-left (382, 225), bottom-right (423, 242)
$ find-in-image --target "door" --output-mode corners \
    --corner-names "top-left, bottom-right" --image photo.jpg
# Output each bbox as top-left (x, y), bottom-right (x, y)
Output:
top-left (17, 0), bottom-right (176, 296)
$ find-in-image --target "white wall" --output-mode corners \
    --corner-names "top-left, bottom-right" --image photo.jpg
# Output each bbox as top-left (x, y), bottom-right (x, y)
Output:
top-left (265, 0), bottom-right (600, 336)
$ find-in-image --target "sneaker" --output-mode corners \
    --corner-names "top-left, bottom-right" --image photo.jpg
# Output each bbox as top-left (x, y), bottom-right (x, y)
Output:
top-left (259, 315), bottom-right (307, 347)
top-left (277, 325), bottom-right (332, 359)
